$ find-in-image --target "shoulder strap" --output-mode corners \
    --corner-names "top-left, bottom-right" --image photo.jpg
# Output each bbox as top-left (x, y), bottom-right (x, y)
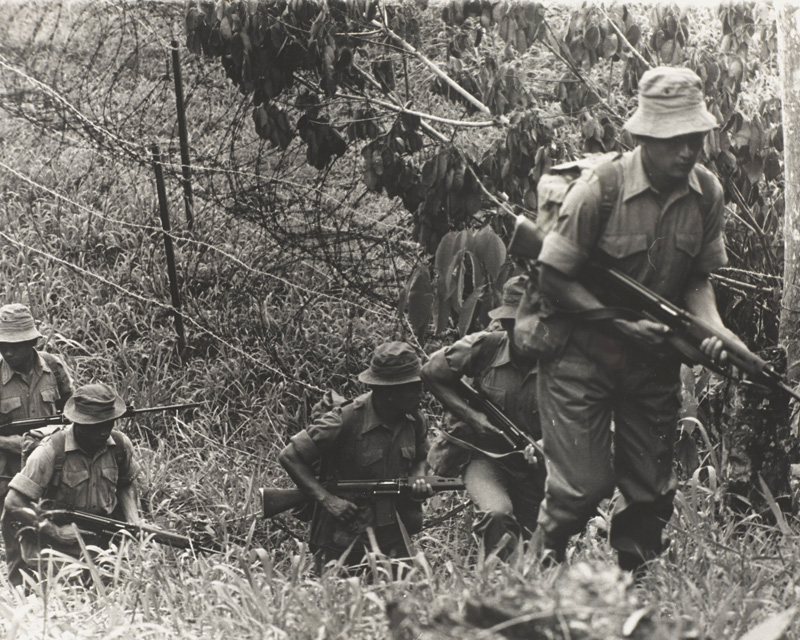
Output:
top-left (44, 429), bottom-right (68, 499)
top-left (592, 159), bottom-right (624, 232)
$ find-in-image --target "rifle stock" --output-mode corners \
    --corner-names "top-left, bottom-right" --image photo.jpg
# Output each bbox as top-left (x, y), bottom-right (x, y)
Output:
top-left (259, 476), bottom-right (465, 519)
top-left (50, 509), bottom-right (217, 554)
top-left (508, 214), bottom-right (800, 403)
top-left (0, 402), bottom-right (201, 437)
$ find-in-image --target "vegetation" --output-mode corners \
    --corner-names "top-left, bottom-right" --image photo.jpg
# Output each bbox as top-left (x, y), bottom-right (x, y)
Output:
top-left (0, 1), bottom-right (798, 638)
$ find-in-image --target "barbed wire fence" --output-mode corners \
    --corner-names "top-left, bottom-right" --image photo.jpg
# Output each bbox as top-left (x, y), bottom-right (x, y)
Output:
top-left (0, 0), bottom-right (426, 410)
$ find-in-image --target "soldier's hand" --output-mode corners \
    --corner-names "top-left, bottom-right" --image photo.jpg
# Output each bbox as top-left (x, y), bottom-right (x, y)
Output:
top-left (700, 329), bottom-right (746, 366)
top-left (319, 494), bottom-right (359, 522)
top-left (409, 477), bottom-right (434, 501)
top-left (523, 443), bottom-right (540, 467)
top-left (40, 520), bottom-right (79, 544)
top-left (612, 318), bottom-right (670, 346)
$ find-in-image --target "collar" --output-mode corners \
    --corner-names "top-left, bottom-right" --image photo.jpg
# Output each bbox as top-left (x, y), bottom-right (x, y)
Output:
top-left (1, 350), bottom-right (49, 385)
top-left (622, 146), bottom-right (703, 201)
top-left (64, 424), bottom-right (116, 454)
top-left (358, 391), bottom-right (417, 434)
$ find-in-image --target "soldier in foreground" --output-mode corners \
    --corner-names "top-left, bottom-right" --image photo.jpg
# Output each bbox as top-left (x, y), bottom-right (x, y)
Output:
top-left (2, 383), bottom-right (140, 586)
top-left (423, 275), bottom-right (544, 560)
top-left (278, 341), bottom-right (432, 572)
top-left (0, 303), bottom-right (74, 501)
top-left (533, 67), bottom-right (746, 572)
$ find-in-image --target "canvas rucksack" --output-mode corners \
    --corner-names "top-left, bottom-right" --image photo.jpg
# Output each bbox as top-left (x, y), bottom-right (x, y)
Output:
top-left (21, 426), bottom-right (129, 499)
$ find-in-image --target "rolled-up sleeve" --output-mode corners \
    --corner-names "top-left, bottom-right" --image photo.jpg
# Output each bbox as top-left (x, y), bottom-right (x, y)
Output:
top-left (444, 332), bottom-right (500, 379)
top-left (290, 408), bottom-right (346, 464)
top-left (538, 178), bottom-right (603, 277)
top-left (695, 179), bottom-right (728, 275)
top-left (8, 444), bottom-right (56, 500)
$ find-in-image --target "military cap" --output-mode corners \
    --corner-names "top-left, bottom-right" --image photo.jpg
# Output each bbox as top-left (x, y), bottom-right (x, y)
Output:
top-left (0, 303), bottom-right (42, 343)
top-left (63, 383), bottom-right (127, 425)
top-left (357, 341), bottom-right (422, 386)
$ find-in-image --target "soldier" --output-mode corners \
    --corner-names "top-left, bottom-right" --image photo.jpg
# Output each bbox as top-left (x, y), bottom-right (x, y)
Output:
top-left (534, 67), bottom-right (746, 572)
top-left (0, 303), bottom-right (73, 499)
top-left (423, 275), bottom-right (544, 559)
top-left (278, 341), bottom-right (432, 572)
top-left (2, 383), bottom-right (141, 586)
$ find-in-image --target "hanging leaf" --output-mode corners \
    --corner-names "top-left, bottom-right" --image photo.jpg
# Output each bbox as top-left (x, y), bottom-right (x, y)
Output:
top-left (406, 265), bottom-right (433, 339)
top-left (457, 286), bottom-right (484, 336)
top-left (472, 226), bottom-right (507, 281)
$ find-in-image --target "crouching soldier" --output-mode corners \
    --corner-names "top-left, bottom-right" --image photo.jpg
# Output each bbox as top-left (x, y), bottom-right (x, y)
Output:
top-left (278, 341), bottom-right (433, 572)
top-left (1, 383), bottom-right (140, 586)
top-left (423, 275), bottom-right (545, 560)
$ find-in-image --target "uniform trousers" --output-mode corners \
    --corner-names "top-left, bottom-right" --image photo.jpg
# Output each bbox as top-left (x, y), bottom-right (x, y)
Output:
top-left (536, 325), bottom-right (681, 565)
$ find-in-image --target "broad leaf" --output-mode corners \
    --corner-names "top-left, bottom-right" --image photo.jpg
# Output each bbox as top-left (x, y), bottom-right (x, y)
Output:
top-left (472, 226), bottom-right (506, 281)
top-left (458, 286), bottom-right (484, 337)
top-left (406, 264), bottom-right (433, 339)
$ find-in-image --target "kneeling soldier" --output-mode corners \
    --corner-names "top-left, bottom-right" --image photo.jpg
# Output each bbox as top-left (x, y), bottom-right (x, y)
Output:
top-left (278, 341), bottom-right (432, 572)
top-left (1, 383), bottom-right (140, 586)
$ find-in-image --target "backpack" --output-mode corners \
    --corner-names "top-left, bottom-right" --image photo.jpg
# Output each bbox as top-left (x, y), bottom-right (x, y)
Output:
top-left (512, 152), bottom-right (624, 360)
top-left (21, 426), bottom-right (129, 499)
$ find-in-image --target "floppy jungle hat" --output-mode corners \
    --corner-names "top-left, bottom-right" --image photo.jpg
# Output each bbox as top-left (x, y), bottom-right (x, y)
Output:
top-left (63, 383), bottom-right (128, 425)
top-left (623, 66), bottom-right (718, 138)
top-left (0, 304), bottom-right (42, 343)
top-left (488, 275), bottom-right (528, 320)
top-left (357, 341), bottom-right (422, 386)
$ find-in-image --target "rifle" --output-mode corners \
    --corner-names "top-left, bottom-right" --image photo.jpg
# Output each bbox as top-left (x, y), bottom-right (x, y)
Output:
top-left (0, 402), bottom-right (202, 437)
top-left (47, 508), bottom-right (217, 554)
top-left (259, 476), bottom-right (465, 519)
top-left (455, 380), bottom-right (545, 458)
top-left (508, 214), bottom-right (800, 403)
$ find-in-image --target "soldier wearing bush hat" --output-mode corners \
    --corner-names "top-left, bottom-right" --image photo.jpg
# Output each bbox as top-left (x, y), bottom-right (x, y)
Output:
top-left (423, 274), bottom-right (545, 560)
top-left (2, 382), bottom-right (141, 586)
top-left (0, 303), bottom-right (73, 502)
top-left (532, 65), bottom-right (748, 574)
top-left (278, 341), bottom-right (432, 572)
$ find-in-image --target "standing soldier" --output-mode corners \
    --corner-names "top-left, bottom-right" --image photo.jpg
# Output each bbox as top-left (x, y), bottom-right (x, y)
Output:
top-left (423, 275), bottom-right (544, 559)
top-left (533, 67), bottom-right (746, 572)
top-left (278, 341), bottom-right (432, 572)
top-left (0, 303), bottom-right (73, 499)
top-left (2, 383), bottom-right (141, 586)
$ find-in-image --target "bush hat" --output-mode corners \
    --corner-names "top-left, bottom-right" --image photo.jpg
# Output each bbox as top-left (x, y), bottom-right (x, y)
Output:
top-left (358, 341), bottom-right (422, 386)
top-left (63, 383), bottom-right (128, 425)
top-left (623, 66), bottom-right (718, 139)
top-left (488, 275), bottom-right (528, 320)
top-left (0, 304), bottom-right (42, 343)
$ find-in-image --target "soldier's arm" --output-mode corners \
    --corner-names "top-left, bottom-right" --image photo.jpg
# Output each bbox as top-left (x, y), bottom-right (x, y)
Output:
top-left (117, 482), bottom-right (141, 525)
top-left (2, 488), bottom-right (38, 527)
top-left (278, 443), bottom-right (358, 521)
top-left (684, 274), bottom-right (746, 365)
top-left (421, 350), bottom-right (502, 438)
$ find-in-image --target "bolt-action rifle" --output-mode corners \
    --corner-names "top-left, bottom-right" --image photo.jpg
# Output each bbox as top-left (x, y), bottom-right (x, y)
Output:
top-left (508, 214), bottom-right (800, 403)
top-left (0, 402), bottom-right (201, 437)
top-left (455, 380), bottom-right (545, 459)
top-left (259, 476), bottom-right (465, 520)
top-left (47, 508), bottom-right (217, 554)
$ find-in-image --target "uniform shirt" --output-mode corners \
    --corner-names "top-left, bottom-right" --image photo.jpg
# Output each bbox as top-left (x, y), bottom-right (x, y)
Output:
top-left (9, 425), bottom-right (139, 516)
top-left (443, 330), bottom-right (539, 440)
top-left (539, 146), bottom-right (728, 306)
top-left (0, 351), bottom-right (73, 476)
top-left (290, 391), bottom-right (428, 552)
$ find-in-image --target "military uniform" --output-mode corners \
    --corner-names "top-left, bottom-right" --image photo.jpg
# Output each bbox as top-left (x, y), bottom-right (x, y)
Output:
top-left (535, 67), bottom-right (727, 567)
top-left (426, 276), bottom-right (544, 558)
top-left (290, 391), bottom-right (428, 563)
top-left (0, 351), bottom-right (73, 487)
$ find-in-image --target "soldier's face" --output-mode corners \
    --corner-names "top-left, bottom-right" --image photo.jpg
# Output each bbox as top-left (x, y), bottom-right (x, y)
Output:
top-left (73, 421), bottom-right (115, 454)
top-left (642, 133), bottom-right (705, 180)
top-left (382, 381), bottom-right (423, 414)
top-left (0, 341), bottom-right (36, 372)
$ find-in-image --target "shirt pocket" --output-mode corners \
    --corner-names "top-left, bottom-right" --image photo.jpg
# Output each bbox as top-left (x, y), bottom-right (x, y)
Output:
top-left (400, 444), bottom-right (416, 463)
top-left (61, 466), bottom-right (90, 489)
top-left (40, 387), bottom-right (61, 405)
top-left (0, 396), bottom-right (22, 415)
top-left (480, 382), bottom-right (507, 410)
top-left (358, 448), bottom-right (384, 469)
top-left (597, 233), bottom-right (649, 259)
top-left (675, 232), bottom-right (702, 259)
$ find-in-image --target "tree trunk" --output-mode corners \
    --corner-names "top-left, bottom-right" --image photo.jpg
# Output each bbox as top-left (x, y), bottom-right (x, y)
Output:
top-left (777, 2), bottom-right (800, 385)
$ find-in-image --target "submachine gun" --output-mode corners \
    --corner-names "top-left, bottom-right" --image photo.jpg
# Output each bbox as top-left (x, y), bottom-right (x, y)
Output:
top-left (259, 476), bottom-right (465, 523)
top-left (508, 214), bottom-right (800, 403)
top-left (0, 402), bottom-right (202, 437)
